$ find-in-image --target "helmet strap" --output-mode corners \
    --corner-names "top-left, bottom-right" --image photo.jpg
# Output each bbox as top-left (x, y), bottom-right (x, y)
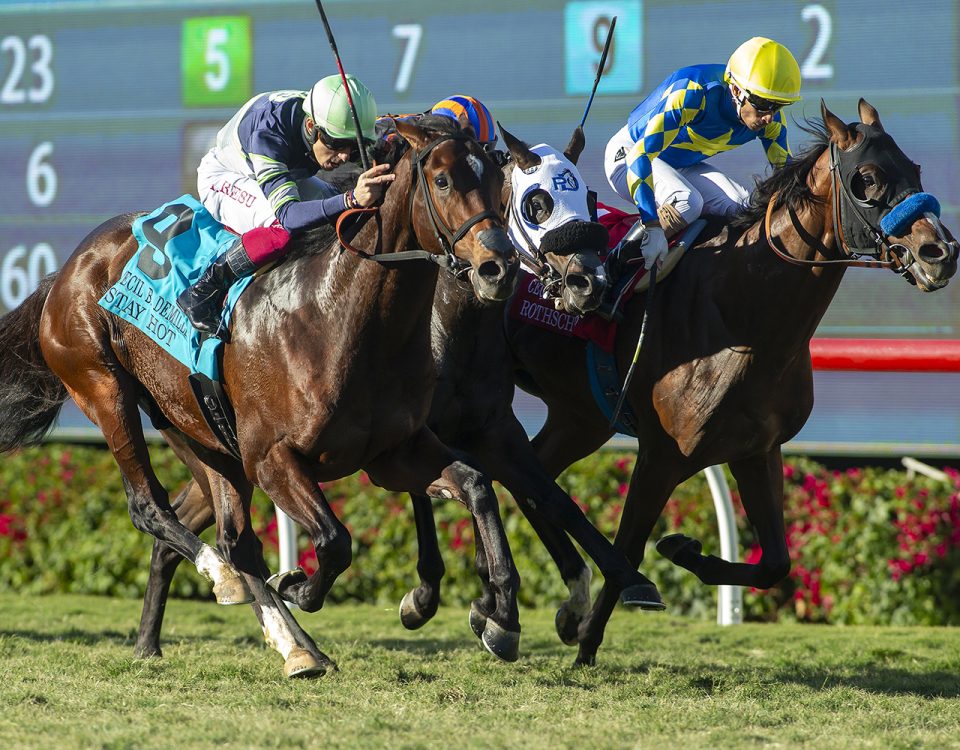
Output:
top-left (729, 84), bottom-right (746, 123)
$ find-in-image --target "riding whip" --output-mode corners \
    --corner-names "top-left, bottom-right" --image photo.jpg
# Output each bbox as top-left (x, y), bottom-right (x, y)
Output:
top-left (579, 15), bottom-right (617, 128)
top-left (609, 263), bottom-right (656, 429)
top-left (313, 0), bottom-right (372, 170)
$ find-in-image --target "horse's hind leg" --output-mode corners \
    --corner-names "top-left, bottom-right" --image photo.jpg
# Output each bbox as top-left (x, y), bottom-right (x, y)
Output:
top-left (399, 494), bottom-right (446, 630)
top-left (135, 479), bottom-right (214, 658)
top-left (657, 447), bottom-right (790, 588)
top-left (42, 335), bottom-right (249, 604)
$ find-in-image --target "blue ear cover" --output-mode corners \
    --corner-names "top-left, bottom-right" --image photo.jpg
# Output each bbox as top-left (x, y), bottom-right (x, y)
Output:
top-left (880, 193), bottom-right (941, 236)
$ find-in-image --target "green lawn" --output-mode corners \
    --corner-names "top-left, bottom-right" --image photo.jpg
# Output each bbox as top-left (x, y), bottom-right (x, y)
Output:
top-left (1, 593), bottom-right (959, 749)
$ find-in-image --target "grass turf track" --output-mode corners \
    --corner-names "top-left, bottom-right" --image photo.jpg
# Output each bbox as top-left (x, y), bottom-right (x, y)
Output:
top-left (0, 593), bottom-right (958, 749)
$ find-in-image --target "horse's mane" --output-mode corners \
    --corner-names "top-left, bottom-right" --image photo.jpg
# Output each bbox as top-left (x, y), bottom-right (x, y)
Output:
top-left (730, 118), bottom-right (829, 230)
top-left (283, 115), bottom-right (468, 260)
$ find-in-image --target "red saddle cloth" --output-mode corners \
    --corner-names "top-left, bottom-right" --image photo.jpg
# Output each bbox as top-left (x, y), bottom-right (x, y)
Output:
top-left (506, 203), bottom-right (647, 353)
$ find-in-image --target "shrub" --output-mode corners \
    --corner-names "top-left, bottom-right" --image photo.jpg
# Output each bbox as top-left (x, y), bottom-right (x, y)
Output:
top-left (1, 444), bottom-right (958, 624)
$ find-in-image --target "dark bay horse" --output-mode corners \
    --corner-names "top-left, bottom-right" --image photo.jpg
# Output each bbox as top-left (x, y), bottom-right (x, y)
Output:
top-left (132, 124), bottom-right (658, 663)
top-left (504, 100), bottom-right (958, 665)
top-left (0, 116), bottom-right (526, 675)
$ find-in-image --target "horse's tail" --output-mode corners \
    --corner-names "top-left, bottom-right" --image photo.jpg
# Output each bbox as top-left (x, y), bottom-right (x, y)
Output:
top-left (0, 273), bottom-right (68, 451)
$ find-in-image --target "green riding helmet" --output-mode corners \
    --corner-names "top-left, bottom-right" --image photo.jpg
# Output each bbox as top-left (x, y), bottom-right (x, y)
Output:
top-left (303, 73), bottom-right (377, 141)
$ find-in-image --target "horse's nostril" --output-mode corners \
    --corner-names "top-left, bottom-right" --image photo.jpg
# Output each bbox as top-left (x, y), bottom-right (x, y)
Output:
top-left (478, 259), bottom-right (505, 281)
top-left (918, 243), bottom-right (950, 263)
top-left (565, 273), bottom-right (592, 292)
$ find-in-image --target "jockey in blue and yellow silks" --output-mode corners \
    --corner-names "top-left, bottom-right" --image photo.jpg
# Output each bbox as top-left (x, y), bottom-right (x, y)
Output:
top-left (603, 37), bottom-right (802, 270)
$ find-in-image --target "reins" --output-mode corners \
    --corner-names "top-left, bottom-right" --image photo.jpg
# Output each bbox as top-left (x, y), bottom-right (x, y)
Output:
top-left (763, 138), bottom-right (913, 271)
top-left (335, 133), bottom-right (500, 276)
top-left (763, 191), bottom-right (900, 270)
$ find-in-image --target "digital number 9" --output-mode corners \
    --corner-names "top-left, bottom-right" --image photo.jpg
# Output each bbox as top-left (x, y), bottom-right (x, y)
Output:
top-left (592, 15), bottom-right (614, 75)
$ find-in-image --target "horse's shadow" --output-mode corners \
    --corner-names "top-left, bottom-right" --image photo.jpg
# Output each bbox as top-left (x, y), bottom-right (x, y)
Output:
top-left (775, 665), bottom-right (960, 699)
top-left (367, 636), bottom-right (478, 656)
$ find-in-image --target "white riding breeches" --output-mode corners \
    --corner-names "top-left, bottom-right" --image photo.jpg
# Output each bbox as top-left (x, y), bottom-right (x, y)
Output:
top-left (197, 149), bottom-right (339, 233)
top-left (604, 141), bottom-right (750, 222)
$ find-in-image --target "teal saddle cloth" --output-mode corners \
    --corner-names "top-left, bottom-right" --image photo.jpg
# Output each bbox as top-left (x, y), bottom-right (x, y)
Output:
top-left (97, 195), bottom-right (255, 380)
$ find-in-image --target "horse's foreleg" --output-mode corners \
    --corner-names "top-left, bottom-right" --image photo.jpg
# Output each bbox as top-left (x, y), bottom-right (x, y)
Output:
top-left (368, 428), bottom-right (521, 663)
top-left (254, 446), bottom-right (352, 614)
top-left (477, 417), bottom-right (663, 646)
top-left (576, 451), bottom-right (682, 667)
top-left (657, 448), bottom-right (790, 588)
top-left (399, 494), bottom-right (446, 630)
top-left (135, 480), bottom-right (214, 658)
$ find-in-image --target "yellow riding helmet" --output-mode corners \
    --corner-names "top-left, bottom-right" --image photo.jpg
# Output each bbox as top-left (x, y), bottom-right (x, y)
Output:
top-left (724, 37), bottom-right (801, 103)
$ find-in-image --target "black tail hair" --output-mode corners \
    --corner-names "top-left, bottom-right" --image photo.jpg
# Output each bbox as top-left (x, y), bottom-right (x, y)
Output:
top-left (0, 273), bottom-right (68, 451)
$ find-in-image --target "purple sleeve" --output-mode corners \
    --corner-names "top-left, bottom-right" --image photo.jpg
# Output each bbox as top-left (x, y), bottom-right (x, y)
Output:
top-left (275, 194), bottom-right (350, 231)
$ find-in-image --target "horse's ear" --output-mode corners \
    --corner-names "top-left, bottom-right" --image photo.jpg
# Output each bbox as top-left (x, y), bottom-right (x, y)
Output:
top-left (821, 99), bottom-right (855, 150)
top-left (394, 118), bottom-right (433, 150)
top-left (858, 98), bottom-right (884, 132)
top-left (498, 122), bottom-right (541, 171)
top-left (563, 126), bottom-right (585, 165)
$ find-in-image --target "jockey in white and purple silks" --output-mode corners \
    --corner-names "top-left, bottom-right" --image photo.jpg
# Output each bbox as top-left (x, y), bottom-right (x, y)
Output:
top-left (178, 74), bottom-right (395, 334)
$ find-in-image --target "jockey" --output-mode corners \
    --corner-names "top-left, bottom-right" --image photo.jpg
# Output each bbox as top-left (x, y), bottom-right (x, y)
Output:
top-left (178, 73), bottom-right (395, 334)
top-left (375, 94), bottom-right (500, 157)
top-left (603, 37), bottom-right (801, 271)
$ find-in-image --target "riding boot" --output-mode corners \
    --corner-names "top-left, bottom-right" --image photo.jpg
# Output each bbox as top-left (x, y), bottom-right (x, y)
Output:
top-left (596, 220), bottom-right (652, 321)
top-left (177, 239), bottom-right (257, 335)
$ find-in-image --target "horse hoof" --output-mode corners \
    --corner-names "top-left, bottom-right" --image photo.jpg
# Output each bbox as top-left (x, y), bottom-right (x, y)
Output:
top-left (468, 601), bottom-right (487, 641)
top-left (212, 574), bottom-right (254, 606)
top-left (283, 648), bottom-right (336, 679)
top-left (620, 583), bottom-right (666, 611)
top-left (554, 605), bottom-right (581, 646)
top-left (656, 533), bottom-right (702, 562)
top-left (399, 590), bottom-right (432, 631)
top-left (267, 567), bottom-right (307, 594)
top-left (573, 652), bottom-right (596, 668)
top-left (481, 619), bottom-right (520, 663)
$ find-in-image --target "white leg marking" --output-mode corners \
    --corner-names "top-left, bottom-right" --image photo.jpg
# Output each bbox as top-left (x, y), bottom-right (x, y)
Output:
top-left (195, 544), bottom-right (231, 585)
top-left (260, 602), bottom-right (298, 659)
top-left (565, 566), bottom-right (593, 617)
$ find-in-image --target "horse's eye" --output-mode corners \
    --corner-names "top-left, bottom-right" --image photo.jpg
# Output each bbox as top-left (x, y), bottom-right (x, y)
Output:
top-left (522, 189), bottom-right (554, 225)
top-left (862, 174), bottom-right (876, 187)
top-left (434, 174), bottom-right (449, 190)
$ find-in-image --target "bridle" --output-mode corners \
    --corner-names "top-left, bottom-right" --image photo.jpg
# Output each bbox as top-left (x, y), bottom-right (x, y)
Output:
top-left (765, 130), bottom-right (958, 280)
top-left (507, 198), bottom-right (567, 297)
top-left (335, 132), bottom-right (502, 278)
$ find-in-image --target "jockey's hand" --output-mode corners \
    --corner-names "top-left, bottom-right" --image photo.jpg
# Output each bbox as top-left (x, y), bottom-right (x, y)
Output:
top-left (353, 163), bottom-right (395, 208)
top-left (641, 224), bottom-right (669, 269)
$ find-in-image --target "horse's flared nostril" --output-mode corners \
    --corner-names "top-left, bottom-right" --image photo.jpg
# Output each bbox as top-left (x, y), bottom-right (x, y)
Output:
top-left (478, 259), bottom-right (506, 282)
top-left (918, 242), bottom-right (951, 263)
top-left (565, 273), bottom-right (593, 293)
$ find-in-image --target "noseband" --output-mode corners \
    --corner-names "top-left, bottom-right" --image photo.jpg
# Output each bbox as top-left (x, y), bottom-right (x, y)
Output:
top-left (336, 132), bottom-right (502, 277)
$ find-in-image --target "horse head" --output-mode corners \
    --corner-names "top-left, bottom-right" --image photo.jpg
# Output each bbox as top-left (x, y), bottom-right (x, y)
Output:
top-left (819, 99), bottom-right (958, 291)
top-left (393, 116), bottom-right (519, 302)
top-left (499, 124), bottom-right (609, 315)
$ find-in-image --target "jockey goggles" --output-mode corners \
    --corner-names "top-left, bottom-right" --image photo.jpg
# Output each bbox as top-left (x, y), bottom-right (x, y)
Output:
top-left (741, 90), bottom-right (786, 115)
top-left (317, 127), bottom-right (363, 159)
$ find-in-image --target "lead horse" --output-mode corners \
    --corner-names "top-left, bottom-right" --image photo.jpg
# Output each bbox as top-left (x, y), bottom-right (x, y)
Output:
top-left (0, 116), bottom-right (527, 674)
top-left (505, 100), bottom-right (958, 665)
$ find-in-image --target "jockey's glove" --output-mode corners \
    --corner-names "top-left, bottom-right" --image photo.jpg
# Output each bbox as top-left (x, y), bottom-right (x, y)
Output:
top-left (616, 221), bottom-right (668, 269)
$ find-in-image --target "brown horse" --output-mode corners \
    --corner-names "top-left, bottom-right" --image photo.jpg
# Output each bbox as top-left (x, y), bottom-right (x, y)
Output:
top-left (503, 100), bottom-right (958, 665)
top-left (131, 124), bottom-right (658, 663)
top-left (0, 116), bottom-right (526, 675)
